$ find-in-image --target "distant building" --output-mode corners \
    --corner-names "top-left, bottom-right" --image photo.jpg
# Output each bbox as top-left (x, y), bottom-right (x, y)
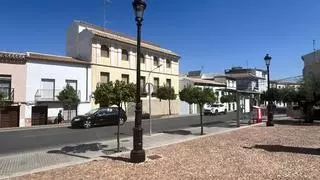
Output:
top-left (301, 50), bottom-right (320, 77)
top-left (224, 67), bottom-right (267, 93)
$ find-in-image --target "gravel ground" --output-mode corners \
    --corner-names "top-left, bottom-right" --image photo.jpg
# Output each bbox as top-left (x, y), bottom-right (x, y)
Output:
top-left (12, 123), bottom-right (320, 180)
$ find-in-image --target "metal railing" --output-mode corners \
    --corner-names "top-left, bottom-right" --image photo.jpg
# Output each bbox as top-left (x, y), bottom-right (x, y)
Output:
top-left (0, 87), bottom-right (14, 101)
top-left (35, 89), bottom-right (81, 102)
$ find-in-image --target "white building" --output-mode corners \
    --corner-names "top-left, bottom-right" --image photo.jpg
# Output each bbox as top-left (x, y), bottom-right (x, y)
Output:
top-left (179, 74), bottom-right (226, 115)
top-left (24, 52), bottom-right (91, 125)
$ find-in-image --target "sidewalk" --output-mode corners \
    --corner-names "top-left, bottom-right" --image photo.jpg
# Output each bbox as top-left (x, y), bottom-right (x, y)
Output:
top-left (9, 116), bottom-right (320, 180)
top-left (0, 118), bottom-right (250, 179)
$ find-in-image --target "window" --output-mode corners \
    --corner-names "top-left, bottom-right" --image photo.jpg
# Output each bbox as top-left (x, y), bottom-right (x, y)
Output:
top-left (166, 79), bottom-right (171, 87)
top-left (66, 80), bottom-right (77, 91)
top-left (0, 75), bottom-right (11, 100)
top-left (41, 79), bottom-right (55, 100)
top-left (121, 74), bottom-right (129, 84)
top-left (140, 54), bottom-right (145, 64)
top-left (100, 72), bottom-right (110, 83)
top-left (153, 78), bottom-right (159, 94)
top-left (140, 76), bottom-right (146, 94)
top-left (166, 59), bottom-right (171, 68)
top-left (154, 57), bottom-right (159, 66)
top-left (101, 45), bottom-right (109, 58)
top-left (122, 49), bottom-right (129, 61)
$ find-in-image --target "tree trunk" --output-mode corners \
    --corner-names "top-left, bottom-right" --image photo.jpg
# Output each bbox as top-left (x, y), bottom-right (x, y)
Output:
top-left (117, 104), bottom-right (121, 152)
top-left (200, 105), bottom-right (203, 135)
top-left (169, 99), bottom-right (171, 115)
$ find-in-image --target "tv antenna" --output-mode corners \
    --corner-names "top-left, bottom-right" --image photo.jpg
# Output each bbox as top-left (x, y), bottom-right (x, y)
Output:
top-left (103, 0), bottom-right (112, 29)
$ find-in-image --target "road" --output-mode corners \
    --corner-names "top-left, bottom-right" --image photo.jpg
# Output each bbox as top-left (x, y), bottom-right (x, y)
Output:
top-left (0, 113), bottom-right (236, 156)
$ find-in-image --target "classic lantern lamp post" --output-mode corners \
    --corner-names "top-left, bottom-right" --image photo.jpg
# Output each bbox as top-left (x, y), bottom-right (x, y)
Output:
top-left (264, 54), bottom-right (274, 127)
top-left (131, 0), bottom-right (147, 163)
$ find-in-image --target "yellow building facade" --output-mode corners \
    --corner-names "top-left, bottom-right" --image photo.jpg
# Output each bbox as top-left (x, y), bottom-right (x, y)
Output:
top-left (67, 21), bottom-right (180, 115)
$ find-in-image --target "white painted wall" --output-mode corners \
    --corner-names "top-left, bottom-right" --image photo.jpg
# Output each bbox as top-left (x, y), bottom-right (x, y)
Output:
top-left (25, 60), bottom-right (92, 118)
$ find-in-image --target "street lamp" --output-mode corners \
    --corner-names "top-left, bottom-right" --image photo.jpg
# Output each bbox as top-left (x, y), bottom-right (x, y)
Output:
top-left (131, 0), bottom-right (147, 163)
top-left (264, 54), bottom-right (274, 126)
top-left (148, 64), bottom-right (163, 136)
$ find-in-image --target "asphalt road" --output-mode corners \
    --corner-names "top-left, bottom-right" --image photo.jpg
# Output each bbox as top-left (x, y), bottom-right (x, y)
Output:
top-left (0, 112), bottom-right (236, 156)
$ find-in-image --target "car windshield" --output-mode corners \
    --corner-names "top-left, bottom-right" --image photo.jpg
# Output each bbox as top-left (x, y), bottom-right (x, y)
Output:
top-left (85, 109), bottom-right (99, 115)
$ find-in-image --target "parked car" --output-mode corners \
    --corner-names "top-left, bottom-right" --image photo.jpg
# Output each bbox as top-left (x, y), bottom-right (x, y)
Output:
top-left (71, 107), bottom-right (127, 128)
top-left (204, 104), bottom-right (227, 115)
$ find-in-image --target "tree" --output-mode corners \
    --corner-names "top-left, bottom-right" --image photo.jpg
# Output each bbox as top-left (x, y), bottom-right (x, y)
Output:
top-left (180, 85), bottom-right (216, 135)
top-left (57, 85), bottom-right (80, 120)
top-left (93, 80), bottom-right (136, 152)
top-left (0, 92), bottom-right (5, 107)
top-left (220, 93), bottom-right (236, 103)
top-left (299, 74), bottom-right (320, 123)
top-left (156, 86), bottom-right (176, 115)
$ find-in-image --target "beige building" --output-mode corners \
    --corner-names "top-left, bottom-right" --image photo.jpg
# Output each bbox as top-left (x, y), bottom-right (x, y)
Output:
top-left (66, 21), bottom-right (180, 116)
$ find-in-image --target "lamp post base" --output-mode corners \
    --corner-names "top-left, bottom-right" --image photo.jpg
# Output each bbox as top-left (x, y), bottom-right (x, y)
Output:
top-left (266, 121), bottom-right (274, 126)
top-left (130, 149), bottom-right (146, 163)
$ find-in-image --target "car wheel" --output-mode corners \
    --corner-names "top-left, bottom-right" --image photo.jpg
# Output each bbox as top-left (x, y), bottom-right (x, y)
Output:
top-left (83, 120), bottom-right (92, 129)
top-left (119, 117), bottom-right (126, 125)
top-left (215, 110), bottom-right (218, 115)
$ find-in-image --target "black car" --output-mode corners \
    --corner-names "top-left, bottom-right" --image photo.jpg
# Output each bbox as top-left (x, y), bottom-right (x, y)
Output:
top-left (71, 107), bottom-right (127, 128)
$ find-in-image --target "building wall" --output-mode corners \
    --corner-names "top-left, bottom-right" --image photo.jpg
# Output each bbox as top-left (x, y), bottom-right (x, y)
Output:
top-left (25, 60), bottom-right (92, 123)
top-left (0, 62), bottom-right (27, 126)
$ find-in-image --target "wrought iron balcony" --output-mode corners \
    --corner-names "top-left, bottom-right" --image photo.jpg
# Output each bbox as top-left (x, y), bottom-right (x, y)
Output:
top-left (35, 89), bottom-right (81, 102)
top-left (0, 88), bottom-right (14, 101)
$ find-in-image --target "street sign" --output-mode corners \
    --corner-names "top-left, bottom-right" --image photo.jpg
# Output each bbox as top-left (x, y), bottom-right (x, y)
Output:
top-left (145, 83), bottom-right (154, 94)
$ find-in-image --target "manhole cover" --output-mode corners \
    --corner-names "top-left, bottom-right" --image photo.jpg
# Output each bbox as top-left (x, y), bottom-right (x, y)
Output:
top-left (147, 154), bottom-right (162, 160)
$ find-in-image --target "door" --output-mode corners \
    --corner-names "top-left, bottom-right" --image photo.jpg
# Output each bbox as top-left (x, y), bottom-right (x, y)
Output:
top-left (0, 106), bottom-right (19, 128)
top-left (32, 106), bottom-right (48, 125)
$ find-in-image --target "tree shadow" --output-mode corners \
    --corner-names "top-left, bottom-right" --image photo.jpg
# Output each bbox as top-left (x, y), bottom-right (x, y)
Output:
top-left (245, 145), bottom-right (320, 156)
top-left (189, 121), bottom-right (225, 127)
top-left (101, 147), bottom-right (130, 155)
top-left (162, 130), bottom-right (192, 135)
top-left (272, 119), bottom-right (320, 126)
top-left (47, 143), bottom-right (108, 159)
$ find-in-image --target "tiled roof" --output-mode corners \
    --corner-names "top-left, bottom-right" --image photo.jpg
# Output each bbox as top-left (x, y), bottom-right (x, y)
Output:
top-left (0, 51), bottom-right (26, 64)
top-left (74, 20), bottom-right (179, 58)
top-left (26, 52), bottom-right (90, 65)
top-left (184, 77), bottom-right (226, 86)
top-left (226, 73), bottom-right (265, 80)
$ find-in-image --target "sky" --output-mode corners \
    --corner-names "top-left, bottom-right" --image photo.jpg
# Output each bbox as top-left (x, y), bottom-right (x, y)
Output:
top-left (1, 0), bottom-right (320, 80)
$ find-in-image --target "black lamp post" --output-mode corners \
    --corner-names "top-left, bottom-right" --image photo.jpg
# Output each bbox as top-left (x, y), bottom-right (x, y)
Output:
top-left (131, 0), bottom-right (147, 163)
top-left (264, 54), bottom-right (274, 126)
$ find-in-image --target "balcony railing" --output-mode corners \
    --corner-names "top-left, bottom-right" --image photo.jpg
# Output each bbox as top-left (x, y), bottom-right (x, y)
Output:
top-left (35, 89), bottom-right (81, 102)
top-left (0, 87), bottom-right (14, 101)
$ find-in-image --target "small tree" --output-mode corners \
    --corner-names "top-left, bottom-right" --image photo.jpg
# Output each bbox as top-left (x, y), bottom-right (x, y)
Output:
top-left (157, 86), bottom-right (176, 115)
top-left (57, 85), bottom-right (80, 120)
top-left (180, 85), bottom-right (216, 135)
top-left (0, 92), bottom-right (5, 107)
top-left (299, 74), bottom-right (320, 123)
top-left (220, 93), bottom-right (236, 103)
top-left (93, 80), bottom-right (136, 152)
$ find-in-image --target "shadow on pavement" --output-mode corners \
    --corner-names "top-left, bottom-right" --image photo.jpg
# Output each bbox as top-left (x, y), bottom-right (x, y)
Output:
top-left (244, 145), bottom-right (320, 156)
top-left (272, 119), bottom-right (320, 126)
top-left (162, 130), bottom-right (192, 135)
top-left (189, 120), bottom-right (251, 128)
top-left (101, 147), bottom-right (130, 155)
top-left (100, 155), bottom-right (131, 163)
top-left (47, 143), bottom-right (108, 159)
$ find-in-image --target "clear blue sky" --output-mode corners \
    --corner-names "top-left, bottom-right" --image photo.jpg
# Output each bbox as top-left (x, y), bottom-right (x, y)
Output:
top-left (1, 0), bottom-right (319, 79)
